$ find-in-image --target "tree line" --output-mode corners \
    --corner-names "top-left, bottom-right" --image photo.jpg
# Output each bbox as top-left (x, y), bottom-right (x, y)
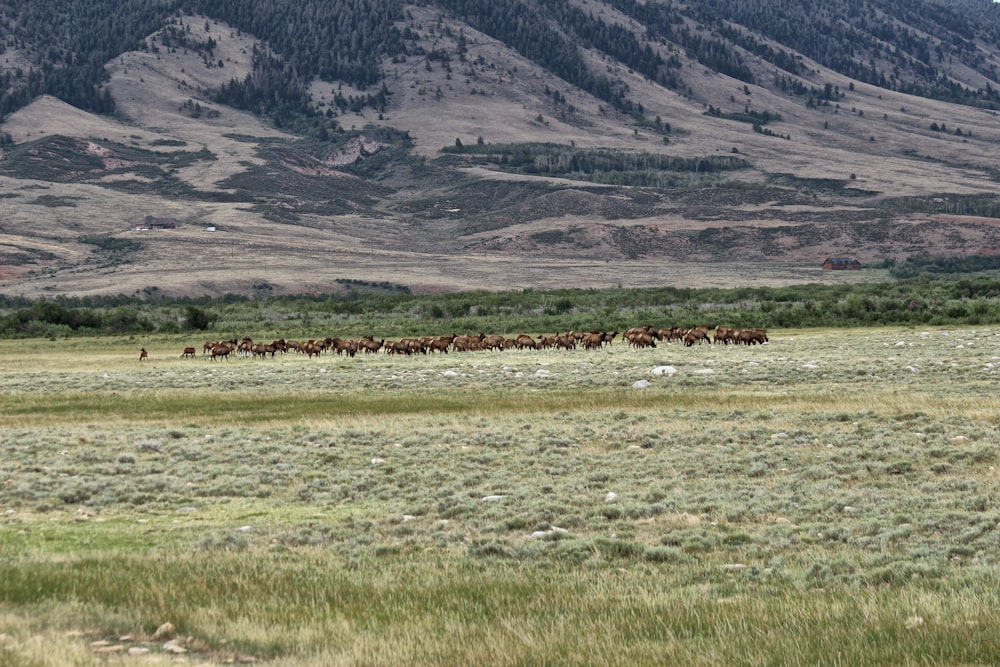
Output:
top-left (6, 271), bottom-right (1000, 339)
top-left (442, 142), bottom-right (749, 185)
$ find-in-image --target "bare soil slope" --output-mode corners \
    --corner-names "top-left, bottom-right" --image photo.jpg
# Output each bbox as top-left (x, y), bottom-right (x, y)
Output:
top-left (2, 12), bottom-right (1000, 298)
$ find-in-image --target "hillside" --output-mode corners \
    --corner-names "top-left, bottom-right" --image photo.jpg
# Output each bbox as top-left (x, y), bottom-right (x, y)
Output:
top-left (2, 0), bottom-right (1000, 298)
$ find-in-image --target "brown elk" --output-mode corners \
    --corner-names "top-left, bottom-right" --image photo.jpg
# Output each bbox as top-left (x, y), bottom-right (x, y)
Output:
top-left (554, 334), bottom-right (576, 350)
top-left (481, 334), bottom-right (505, 351)
top-left (452, 334), bottom-right (484, 352)
top-left (683, 328), bottom-right (711, 347)
top-left (628, 332), bottom-right (657, 348)
top-left (713, 326), bottom-right (736, 345)
top-left (385, 340), bottom-right (413, 355)
top-left (302, 341), bottom-right (324, 358)
top-left (237, 337), bottom-right (255, 357)
top-left (428, 335), bottom-right (456, 353)
top-left (139, 348), bottom-right (148, 362)
top-left (329, 338), bottom-right (357, 357)
top-left (180, 346), bottom-right (197, 358)
top-left (737, 328), bottom-right (768, 345)
top-left (582, 332), bottom-right (606, 350)
top-left (513, 334), bottom-right (538, 350)
top-left (251, 343), bottom-right (277, 358)
top-left (209, 343), bottom-right (232, 361)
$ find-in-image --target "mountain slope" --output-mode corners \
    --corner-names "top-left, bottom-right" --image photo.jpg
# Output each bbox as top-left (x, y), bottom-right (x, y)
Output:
top-left (2, 0), bottom-right (1000, 297)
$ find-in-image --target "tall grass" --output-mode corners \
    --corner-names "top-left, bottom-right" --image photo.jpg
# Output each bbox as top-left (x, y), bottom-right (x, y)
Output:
top-left (2, 553), bottom-right (999, 665)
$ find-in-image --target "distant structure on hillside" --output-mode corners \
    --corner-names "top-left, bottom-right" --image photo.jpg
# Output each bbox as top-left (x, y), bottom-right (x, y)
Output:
top-left (134, 215), bottom-right (178, 231)
top-left (822, 257), bottom-right (862, 270)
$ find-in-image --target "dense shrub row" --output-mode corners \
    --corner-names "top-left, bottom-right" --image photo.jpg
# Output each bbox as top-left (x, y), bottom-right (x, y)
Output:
top-left (4, 272), bottom-right (1000, 339)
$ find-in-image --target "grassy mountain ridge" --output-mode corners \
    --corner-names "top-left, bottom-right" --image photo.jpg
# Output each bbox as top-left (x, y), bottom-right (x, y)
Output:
top-left (1, 0), bottom-right (1000, 297)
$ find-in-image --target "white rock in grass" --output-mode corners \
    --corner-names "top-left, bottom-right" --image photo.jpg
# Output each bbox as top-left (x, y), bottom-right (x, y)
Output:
top-left (152, 623), bottom-right (176, 640)
top-left (529, 526), bottom-right (568, 539)
top-left (163, 640), bottom-right (187, 654)
top-left (442, 370), bottom-right (460, 377)
top-left (370, 458), bottom-right (385, 465)
top-left (651, 365), bottom-right (677, 376)
top-left (692, 369), bottom-right (715, 375)
top-left (906, 366), bottom-right (920, 373)
top-left (482, 495), bottom-right (505, 502)
top-left (605, 492), bottom-right (618, 502)
top-left (535, 369), bottom-right (551, 377)
top-left (632, 379), bottom-right (651, 388)
top-left (803, 361), bottom-right (819, 369)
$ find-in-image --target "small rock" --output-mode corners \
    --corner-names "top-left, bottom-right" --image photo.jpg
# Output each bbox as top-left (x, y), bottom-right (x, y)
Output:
top-left (163, 639), bottom-right (187, 654)
top-left (529, 526), bottom-right (568, 539)
top-left (135, 439), bottom-right (162, 452)
top-left (605, 492), bottom-right (618, 502)
top-left (632, 379), bottom-right (651, 388)
top-left (442, 370), bottom-right (460, 377)
top-left (117, 454), bottom-right (136, 464)
top-left (94, 644), bottom-right (125, 653)
top-left (651, 365), bottom-right (676, 376)
top-left (481, 495), bottom-right (505, 502)
top-left (152, 622), bottom-right (176, 640)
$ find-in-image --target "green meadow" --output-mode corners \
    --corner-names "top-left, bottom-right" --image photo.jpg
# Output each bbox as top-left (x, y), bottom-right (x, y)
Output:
top-left (2, 326), bottom-right (1000, 665)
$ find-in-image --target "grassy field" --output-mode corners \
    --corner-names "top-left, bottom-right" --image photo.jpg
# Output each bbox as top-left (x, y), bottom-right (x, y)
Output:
top-left (2, 327), bottom-right (1000, 665)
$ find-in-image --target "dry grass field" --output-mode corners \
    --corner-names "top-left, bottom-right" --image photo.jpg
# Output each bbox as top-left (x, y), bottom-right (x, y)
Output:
top-left (2, 12), bottom-right (1000, 299)
top-left (3, 327), bottom-right (1000, 664)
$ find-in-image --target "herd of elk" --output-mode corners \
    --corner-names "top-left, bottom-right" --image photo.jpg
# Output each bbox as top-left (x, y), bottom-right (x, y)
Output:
top-left (623, 325), bottom-right (768, 348)
top-left (169, 326), bottom-right (764, 361)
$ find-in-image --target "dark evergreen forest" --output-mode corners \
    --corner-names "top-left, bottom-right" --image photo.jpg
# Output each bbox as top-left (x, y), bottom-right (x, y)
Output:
top-left (2, 0), bottom-right (999, 133)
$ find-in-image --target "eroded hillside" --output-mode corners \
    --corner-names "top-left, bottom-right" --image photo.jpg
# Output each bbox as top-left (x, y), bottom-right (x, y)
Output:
top-left (1, 2), bottom-right (1000, 297)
